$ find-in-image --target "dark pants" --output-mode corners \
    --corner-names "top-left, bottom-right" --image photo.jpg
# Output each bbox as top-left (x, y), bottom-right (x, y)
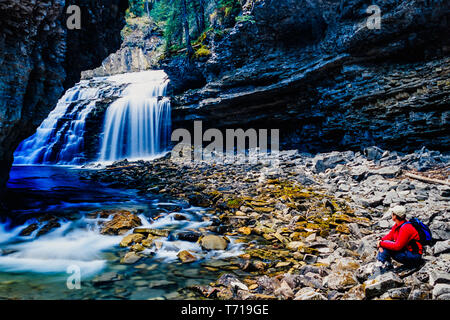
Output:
top-left (377, 248), bottom-right (422, 267)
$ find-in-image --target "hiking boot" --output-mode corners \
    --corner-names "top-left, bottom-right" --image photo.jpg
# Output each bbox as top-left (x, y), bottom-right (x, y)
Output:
top-left (380, 261), bottom-right (393, 273)
top-left (394, 260), bottom-right (425, 277)
top-left (369, 261), bottom-right (392, 279)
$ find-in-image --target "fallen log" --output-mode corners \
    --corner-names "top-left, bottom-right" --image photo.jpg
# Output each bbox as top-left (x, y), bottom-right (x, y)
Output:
top-left (404, 172), bottom-right (450, 186)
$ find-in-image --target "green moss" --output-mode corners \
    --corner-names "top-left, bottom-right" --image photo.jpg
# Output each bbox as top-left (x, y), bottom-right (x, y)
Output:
top-left (193, 45), bottom-right (211, 59)
top-left (226, 198), bottom-right (242, 209)
top-left (235, 15), bottom-right (256, 24)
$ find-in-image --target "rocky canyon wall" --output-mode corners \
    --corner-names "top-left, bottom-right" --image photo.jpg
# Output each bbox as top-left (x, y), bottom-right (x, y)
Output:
top-left (167, 0), bottom-right (450, 153)
top-left (0, 0), bottom-right (128, 189)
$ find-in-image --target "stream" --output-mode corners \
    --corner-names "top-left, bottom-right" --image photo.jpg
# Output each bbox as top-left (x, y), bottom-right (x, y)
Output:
top-left (0, 165), bottom-right (245, 300)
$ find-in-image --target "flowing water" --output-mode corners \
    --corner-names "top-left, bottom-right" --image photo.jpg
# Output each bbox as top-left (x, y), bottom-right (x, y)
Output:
top-left (99, 71), bottom-right (171, 162)
top-left (0, 166), bottom-right (245, 300)
top-left (14, 70), bottom-right (172, 165)
top-left (3, 70), bottom-right (244, 300)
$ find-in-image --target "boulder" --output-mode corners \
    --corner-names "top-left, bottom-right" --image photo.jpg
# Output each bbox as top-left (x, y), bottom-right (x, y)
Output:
top-left (200, 235), bottom-right (228, 250)
top-left (323, 271), bottom-right (358, 291)
top-left (119, 233), bottom-right (145, 247)
top-left (333, 257), bottom-right (361, 272)
top-left (92, 272), bottom-right (121, 285)
top-left (369, 166), bottom-right (402, 179)
top-left (177, 250), bottom-right (198, 263)
top-left (36, 220), bottom-right (61, 237)
top-left (100, 211), bottom-right (142, 235)
top-left (313, 153), bottom-right (346, 173)
top-left (19, 223), bottom-right (39, 236)
top-left (432, 284), bottom-right (450, 299)
top-left (364, 272), bottom-right (404, 299)
top-left (433, 240), bottom-right (450, 255)
top-left (380, 287), bottom-right (412, 300)
top-left (120, 251), bottom-right (141, 264)
top-left (364, 146), bottom-right (384, 161)
top-left (294, 287), bottom-right (326, 300)
top-left (177, 231), bottom-right (201, 242)
top-left (428, 270), bottom-right (450, 286)
top-left (133, 227), bottom-right (169, 237)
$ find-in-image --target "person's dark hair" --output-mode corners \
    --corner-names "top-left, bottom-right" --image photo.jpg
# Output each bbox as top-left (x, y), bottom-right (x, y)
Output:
top-left (393, 213), bottom-right (406, 221)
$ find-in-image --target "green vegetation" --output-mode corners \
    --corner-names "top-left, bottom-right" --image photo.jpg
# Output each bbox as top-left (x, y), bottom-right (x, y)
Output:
top-left (125, 0), bottom-right (242, 59)
top-left (235, 14), bottom-right (256, 24)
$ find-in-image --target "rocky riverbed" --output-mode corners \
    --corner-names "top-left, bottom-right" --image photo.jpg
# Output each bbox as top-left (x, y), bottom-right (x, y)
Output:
top-left (83, 146), bottom-right (450, 300)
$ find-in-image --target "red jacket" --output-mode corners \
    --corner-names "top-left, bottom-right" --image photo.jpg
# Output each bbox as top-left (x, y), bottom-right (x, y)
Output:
top-left (380, 221), bottom-right (423, 254)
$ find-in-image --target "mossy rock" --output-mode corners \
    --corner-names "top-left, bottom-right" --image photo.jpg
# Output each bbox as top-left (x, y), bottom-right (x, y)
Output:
top-left (332, 214), bottom-right (352, 223)
top-left (336, 224), bottom-right (350, 234)
top-left (226, 198), bottom-right (243, 209)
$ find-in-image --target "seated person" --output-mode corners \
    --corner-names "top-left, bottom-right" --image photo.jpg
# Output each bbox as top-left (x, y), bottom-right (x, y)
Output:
top-left (376, 205), bottom-right (423, 271)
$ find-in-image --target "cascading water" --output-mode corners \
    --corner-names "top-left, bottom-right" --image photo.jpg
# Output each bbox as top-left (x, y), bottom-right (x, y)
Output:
top-left (98, 70), bottom-right (171, 162)
top-left (13, 85), bottom-right (103, 165)
top-left (13, 70), bottom-right (171, 165)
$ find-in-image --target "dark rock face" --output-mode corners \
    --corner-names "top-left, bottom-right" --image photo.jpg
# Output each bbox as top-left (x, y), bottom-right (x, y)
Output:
top-left (81, 16), bottom-right (165, 79)
top-left (0, 0), bottom-right (128, 189)
top-left (169, 0), bottom-right (450, 153)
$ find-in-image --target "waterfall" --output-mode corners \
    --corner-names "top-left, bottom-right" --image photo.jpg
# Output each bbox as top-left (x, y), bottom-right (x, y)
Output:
top-left (13, 85), bottom-right (103, 165)
top-left (98, 70), bottom-right (171, 162)
top-left (13, 70), bottom-right (171, 165)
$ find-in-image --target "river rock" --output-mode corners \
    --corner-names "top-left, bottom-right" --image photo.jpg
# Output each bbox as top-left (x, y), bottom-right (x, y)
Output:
top-left (92, 272), bottom-right (121, 285)
top-left (173, 214), bottom-right (188, 221)
top-left (100, 211), bottom-right (142, 235)
top-left (323, 271), bottom-right (358, 291)
top-left (433, 240), bottom-right (450, 255)
top-left (364, 272), bottom-right (404, 299)
top-left (273, 280), bottom-right (294, 299)
top-left (120, 252), bottom-right (141, 264)
top-left (432, 283), bottom-right (450, 299)
top-left (313, 153), bottom-right (346, 173)
top-left (177, 231), bottom-right (201, 242)
top-left (120, 233), bottom-right (145, 247)
top-left (200, 235), bottom-right (228, 250)
top-left (177, 250), bottom-right (198, 263)
top-left (36, 220), bottom-right (61, 237)
top-left (428, 270), bottom-right (450, 286)
top-left (130, 243), bottom-right (145, 252)
top-left (294, 287), bottom-right (326, 300)
top-left (133, 228), bottom-right (169, 237)
top-left (408, 289), bottom-right (430, 300)
top-left (19, 223), bottom-right (39, 236)
top-left (380, 287), bottom-right (412, 300)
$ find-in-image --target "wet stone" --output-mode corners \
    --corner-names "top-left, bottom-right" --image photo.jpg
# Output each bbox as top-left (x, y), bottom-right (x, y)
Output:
top-left (200, 235), bottom-right (228, 251)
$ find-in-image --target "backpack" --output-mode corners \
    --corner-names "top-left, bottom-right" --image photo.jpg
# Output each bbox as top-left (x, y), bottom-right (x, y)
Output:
top-left (405, 218), bottom-right (433, 246)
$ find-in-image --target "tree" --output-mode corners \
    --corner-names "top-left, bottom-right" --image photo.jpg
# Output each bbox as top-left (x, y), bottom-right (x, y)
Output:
top-left (181, 0), bottom-right (194, 58)
top-left (145, 0), bottom-right (151, 18)
top-left (129, 0), bottom-right (145, 17)
top-left (193, 0), bottom-right (206, 36)
top-left (145, 0), bottom-right (241, 57)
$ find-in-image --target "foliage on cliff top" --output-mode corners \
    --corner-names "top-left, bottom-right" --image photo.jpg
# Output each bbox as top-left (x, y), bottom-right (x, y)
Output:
top-left (126, 0), bottom-right (242, 58)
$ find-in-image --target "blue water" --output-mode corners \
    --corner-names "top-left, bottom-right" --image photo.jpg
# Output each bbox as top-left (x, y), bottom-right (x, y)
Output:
top-left (0, 166), bottom-right (244, 300)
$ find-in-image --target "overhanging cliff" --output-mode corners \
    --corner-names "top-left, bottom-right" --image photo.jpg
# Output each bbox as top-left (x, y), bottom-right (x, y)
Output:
top-left (166, 0), bottom-right (450, 153)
